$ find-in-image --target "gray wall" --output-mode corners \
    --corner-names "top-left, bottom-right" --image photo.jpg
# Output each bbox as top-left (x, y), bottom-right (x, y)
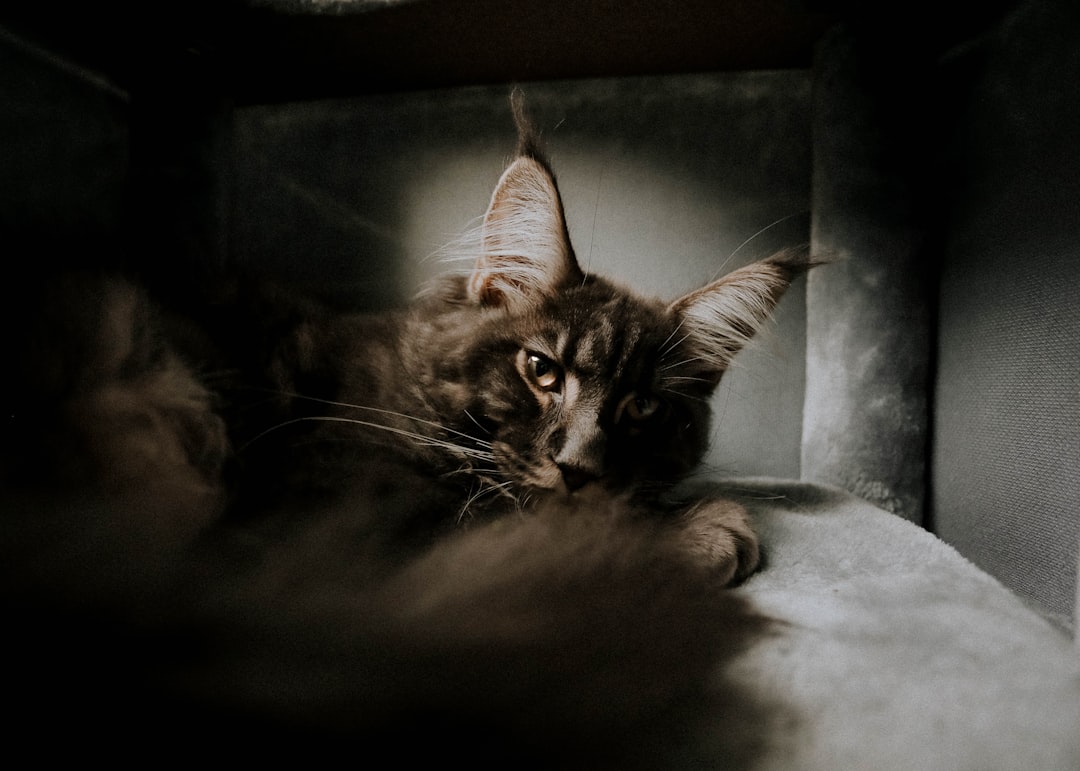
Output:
top-left (232, 73), bottom-right (814, 479)
top-left (932, 0), bottom-right (1080, 630)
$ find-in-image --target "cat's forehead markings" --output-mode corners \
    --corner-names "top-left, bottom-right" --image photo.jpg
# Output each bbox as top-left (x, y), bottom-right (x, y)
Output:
top-left (571, 318), bottom-right (646, 382)
top-left (520, 333), bottom-right (560, 359)
top-left (584, 326), bottom-right (612, 358)
top-left (569, 318), bottom-right (616, 361)
top-left (556, 331), bottom-right (570, 360)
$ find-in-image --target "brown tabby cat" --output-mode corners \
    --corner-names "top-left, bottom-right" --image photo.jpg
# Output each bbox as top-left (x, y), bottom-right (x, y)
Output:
top-left (1, 103), bottom-right (813, 765)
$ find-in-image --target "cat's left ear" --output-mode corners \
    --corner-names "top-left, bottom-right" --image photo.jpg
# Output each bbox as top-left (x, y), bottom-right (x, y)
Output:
top-left (468, 152), bottom-right (583, 312)
top-left (667, 248), bottom-right (815, 386)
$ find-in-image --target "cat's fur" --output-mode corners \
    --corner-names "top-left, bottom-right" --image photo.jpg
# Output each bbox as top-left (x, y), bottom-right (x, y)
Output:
top-left (1, 105), bottom-right (813, 765)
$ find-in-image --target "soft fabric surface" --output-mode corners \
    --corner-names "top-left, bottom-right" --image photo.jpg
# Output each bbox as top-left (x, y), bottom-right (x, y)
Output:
top-left (717, 478), bottom-right (1080, 770)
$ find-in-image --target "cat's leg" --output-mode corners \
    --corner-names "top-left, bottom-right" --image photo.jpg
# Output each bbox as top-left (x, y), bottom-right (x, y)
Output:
top-left (674, 497), bottom-right (760, 586)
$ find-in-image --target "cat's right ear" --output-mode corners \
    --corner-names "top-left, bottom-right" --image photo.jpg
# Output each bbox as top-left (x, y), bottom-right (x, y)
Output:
top-left (468, 152), bottom-right (583, 312)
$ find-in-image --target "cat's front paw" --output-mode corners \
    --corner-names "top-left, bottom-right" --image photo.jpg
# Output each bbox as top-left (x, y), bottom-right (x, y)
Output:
top-left (676, 498), bottom-right (760, 586)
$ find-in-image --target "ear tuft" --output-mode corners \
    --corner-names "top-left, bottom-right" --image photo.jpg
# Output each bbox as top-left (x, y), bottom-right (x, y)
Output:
top-left (468, 125), bottom-right (582, 312)
top-left (666, 247), bottom-right (818, 386)
top-left (510, 86), bottom-right (544, 161)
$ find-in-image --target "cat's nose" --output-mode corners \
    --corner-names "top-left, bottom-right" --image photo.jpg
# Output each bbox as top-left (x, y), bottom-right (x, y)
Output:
top-left (558, 463), bottom-right (599, 492)
top-left (554, 405), bottom-right (605, 491)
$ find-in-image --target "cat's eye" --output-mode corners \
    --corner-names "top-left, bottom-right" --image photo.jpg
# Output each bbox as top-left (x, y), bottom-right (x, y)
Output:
top-left (525, 353), bottom-right (561, 390)
top-left (615, 391), bottom-right (662, 425)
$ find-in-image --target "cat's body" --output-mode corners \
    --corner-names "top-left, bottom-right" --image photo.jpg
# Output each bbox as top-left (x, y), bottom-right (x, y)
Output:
top-left (1, 105), bottom-right (813, 765)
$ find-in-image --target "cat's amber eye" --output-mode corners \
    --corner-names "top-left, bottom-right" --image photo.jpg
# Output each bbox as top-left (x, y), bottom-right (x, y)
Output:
top-left (525, 353), bottom-right (561, 391)
top-left (615, 391), bottom-right (662, 424)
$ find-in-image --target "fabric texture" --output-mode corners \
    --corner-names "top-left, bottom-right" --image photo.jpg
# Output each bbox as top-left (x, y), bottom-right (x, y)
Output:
top-left (718, 478), bottom-right (1080, 769)
top-left (932, 0), bottom-right (1080, 629)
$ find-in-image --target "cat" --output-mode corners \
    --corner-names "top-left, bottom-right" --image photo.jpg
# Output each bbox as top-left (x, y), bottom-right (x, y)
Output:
top-left (0, 100), bottom-right (814, 765)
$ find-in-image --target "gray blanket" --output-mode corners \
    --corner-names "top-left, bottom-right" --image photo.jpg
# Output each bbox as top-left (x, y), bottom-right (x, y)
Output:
top-left (716, 479), bottom-right (1080, 770)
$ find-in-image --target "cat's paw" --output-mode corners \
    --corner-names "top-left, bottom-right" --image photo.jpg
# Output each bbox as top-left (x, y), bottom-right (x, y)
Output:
top-left (676, 498), bottom-right (760, 586)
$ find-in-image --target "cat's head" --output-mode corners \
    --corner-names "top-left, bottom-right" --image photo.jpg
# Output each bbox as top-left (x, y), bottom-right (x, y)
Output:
top-left (421, 119), bottom-right (813, 502)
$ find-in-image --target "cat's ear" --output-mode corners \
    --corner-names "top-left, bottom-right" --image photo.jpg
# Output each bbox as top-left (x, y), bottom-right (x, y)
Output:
top-left (468, 151), bottom-right (583, 311)
top-left (667, 248), bottom-right (815, 386)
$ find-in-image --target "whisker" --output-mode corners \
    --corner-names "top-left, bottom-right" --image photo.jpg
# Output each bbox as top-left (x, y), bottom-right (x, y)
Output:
top-left (240, 416), bottom-right (496, 462)
top-left (456, 479), bottom-right (519, 524)
top-left (657, 389), bottom-right (711, 405)
top-left (462, 409), bottom-right (492, 436)
top-left (712, 212), bottom-right (807, 281)
top-left (656, 355), bottom-right (709, 373)
top-left (582, 159), bottom-right (608, 285)
top-left (658, 375), bottom-right (715, 386)
top-left (658, 323), bottom-right (690, 358)
top-left (245, 387), bottom-right (494, 450)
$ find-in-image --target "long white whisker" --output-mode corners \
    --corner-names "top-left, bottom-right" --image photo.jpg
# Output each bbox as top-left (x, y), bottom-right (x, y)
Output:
top-left (658, 321), bottom-right (689, 357)
top-left (659, 375), bottom-right (715, 385)
top-left (657, 355), bottom-right (709, 372)
top-left (712, 212), bottom-right (806, 280)
top-left (247, 387), bottom-right (494, 450)
top-left (240, 416), bottom-right (495, 462)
